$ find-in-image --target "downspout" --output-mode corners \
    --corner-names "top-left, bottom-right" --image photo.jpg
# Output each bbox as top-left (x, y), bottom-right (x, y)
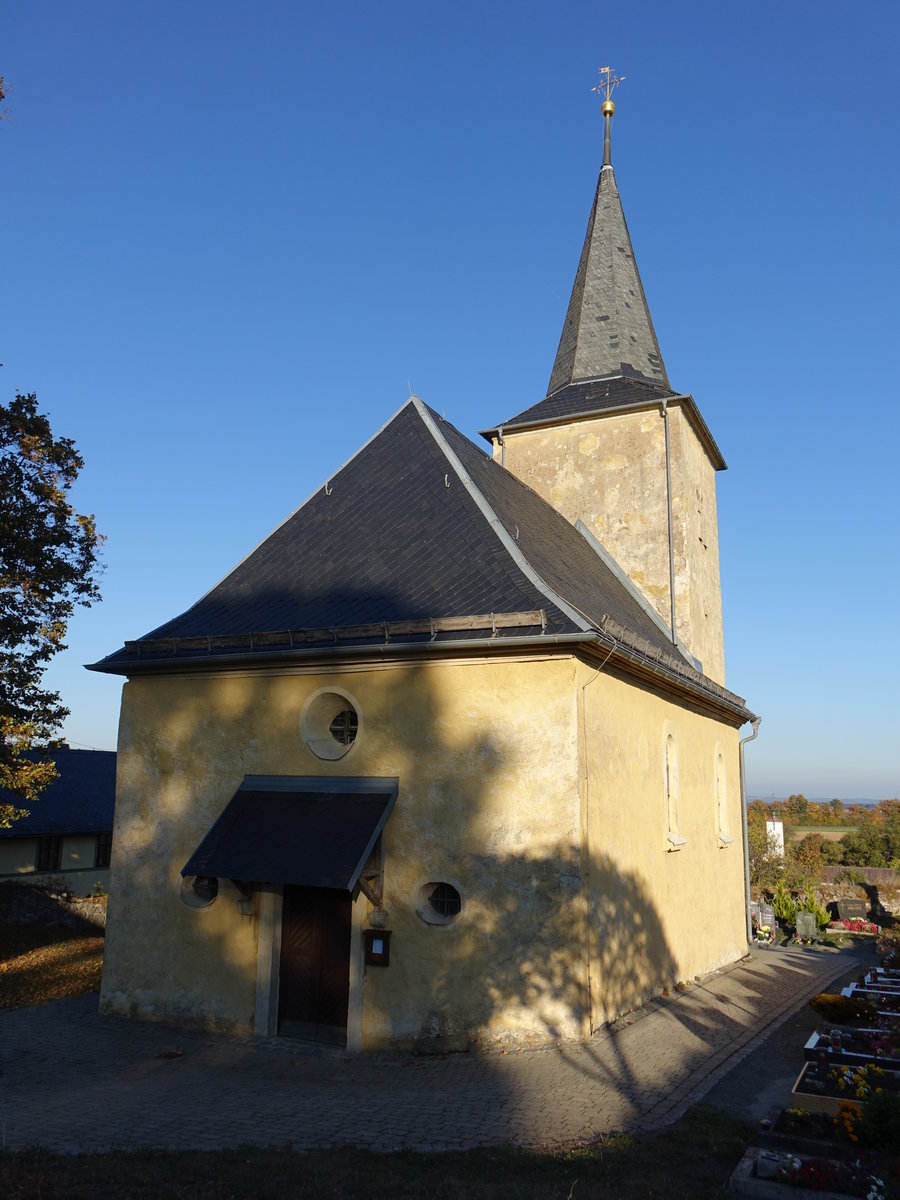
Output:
top-left (739, 716), bottom-right (762, 946)
top-left (662, 401), bottom-right (677, 648)
top-left (497, 424), bottom-right (506, 469)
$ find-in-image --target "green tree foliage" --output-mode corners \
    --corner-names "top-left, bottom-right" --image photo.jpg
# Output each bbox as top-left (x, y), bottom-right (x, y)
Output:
top-left (0, 393), bottom-right (103, 826)
top-left (748, 805), bottom-right (783, 891)
top-left (796, 887), bottom-right (830, 930)
top-left (772, 880), bottom-right (796, 926)
top-left (786, 833), bottom-right (826, 885)
top-left (840, 811), bottom-right (900, 869)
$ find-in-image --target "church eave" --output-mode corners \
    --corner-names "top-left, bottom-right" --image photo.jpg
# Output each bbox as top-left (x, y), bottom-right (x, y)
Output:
top-left (88, 622), bottom-right (752, 725)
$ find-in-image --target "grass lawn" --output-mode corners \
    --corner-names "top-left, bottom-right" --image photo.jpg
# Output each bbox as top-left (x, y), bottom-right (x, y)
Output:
top-left (0, 1106), bottom-right (753, 1199)
top-left (1, 919), bottom-right (753, 1197)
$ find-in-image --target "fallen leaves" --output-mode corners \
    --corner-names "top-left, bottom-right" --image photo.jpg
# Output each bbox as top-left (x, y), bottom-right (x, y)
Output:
top-left (0, 921), bottom-right (104, 1009)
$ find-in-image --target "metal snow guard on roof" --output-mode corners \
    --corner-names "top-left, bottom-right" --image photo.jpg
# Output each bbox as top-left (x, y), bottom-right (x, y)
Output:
top-left (181, 776), bottom-right (398, 890)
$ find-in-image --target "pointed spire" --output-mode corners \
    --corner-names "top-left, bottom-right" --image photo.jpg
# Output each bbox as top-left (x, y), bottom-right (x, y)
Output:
top-left (546, 70), bottom-right (669, 395)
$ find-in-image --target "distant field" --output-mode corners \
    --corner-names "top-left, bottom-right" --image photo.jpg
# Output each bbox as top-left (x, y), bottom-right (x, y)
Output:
top-left (786, 825), bottom-right (852, 842)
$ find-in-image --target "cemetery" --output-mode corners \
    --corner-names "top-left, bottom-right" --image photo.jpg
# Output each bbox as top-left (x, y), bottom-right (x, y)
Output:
top-left (731, 910), bottom-right (900, 1198)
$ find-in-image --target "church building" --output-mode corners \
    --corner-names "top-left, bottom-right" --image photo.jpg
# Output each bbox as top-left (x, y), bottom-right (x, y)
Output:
top-left (92, 83), bottom-right (756, 1051)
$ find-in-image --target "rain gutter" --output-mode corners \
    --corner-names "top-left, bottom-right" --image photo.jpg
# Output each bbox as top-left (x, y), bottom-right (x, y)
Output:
top-left (89, 631), bottom-right (753, 722)
top-left (739, 716), bottom-right (762, 945)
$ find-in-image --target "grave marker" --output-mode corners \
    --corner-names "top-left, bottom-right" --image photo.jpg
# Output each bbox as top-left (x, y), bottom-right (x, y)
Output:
top-left (796, 911), bottom-right (818, 940)
top-left (836, 898), bottom-right (867, 922)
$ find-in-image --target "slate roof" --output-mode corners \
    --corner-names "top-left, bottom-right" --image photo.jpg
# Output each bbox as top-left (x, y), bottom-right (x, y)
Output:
top-left (483, 375), bottom-right (676, 435)
top-left (480, 160), bottom-right (705, 447)
top-left (0, 748), bottom-right (116, 837)
top-left (182, 776), bottom-right (397, 890)
top-left (548, 164), bottom-right (668, 394)
top-left (478, 161), bottom-right (726, 469)
top-left (90, 399), bottom-right (748, 717)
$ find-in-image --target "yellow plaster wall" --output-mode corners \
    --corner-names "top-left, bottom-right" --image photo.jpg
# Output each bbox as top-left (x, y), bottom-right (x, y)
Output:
top-left (577, 660), bottom-right (746, 1027)
top-left (667, 407), bottom-right (725, 682)
top-left (497, 412), bottom-right (670, 619)
top-left (101, 655), bottom-right (590, 1047)
top-left (102, 651), bottom-right (747, 1047)
top-left (495, 406), bottom-right (726, 683)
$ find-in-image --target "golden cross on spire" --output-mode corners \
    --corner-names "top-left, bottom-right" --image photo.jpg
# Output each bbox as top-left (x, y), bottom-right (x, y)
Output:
top-left (592, 66), bottom-right (625, 104)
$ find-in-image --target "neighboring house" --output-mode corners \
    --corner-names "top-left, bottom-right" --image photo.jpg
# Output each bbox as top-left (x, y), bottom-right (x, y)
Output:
top-left (0, 748), bottom-right (116, 894)
top-left (766, 818), bottom-right (786, 860)
top-left (90, 102), bottom-right (757, 1051)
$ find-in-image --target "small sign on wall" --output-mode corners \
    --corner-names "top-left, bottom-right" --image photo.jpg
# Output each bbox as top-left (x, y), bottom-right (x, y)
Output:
top-left (364, 928), bottom-right (391, 966)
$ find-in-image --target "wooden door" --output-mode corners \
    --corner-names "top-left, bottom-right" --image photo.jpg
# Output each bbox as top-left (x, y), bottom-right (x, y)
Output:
top-left (278, 885), bottom-right (351, 1044)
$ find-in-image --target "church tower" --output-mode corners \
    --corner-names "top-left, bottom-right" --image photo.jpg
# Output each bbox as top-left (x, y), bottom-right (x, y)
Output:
top-left (482, 72), bottom-right (727, 684)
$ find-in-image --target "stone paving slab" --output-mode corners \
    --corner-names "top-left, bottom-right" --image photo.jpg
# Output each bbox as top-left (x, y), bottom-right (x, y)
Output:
top-left (0, 945), bottom-right (855, 1154)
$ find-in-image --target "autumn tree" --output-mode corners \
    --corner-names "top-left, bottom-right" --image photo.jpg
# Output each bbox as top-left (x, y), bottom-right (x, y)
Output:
top-left (1, 392), bottom-right (103, 825)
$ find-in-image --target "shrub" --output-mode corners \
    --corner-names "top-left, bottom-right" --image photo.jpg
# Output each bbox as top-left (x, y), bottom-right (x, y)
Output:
top-left (835, 867), bottom-right (867, 887)
top-left (858, 1087), bottom-right (900, 1151)
top-left (797, 888), bottom-right (831, 930)
top-left (772, 880), bottom-right (797, 926)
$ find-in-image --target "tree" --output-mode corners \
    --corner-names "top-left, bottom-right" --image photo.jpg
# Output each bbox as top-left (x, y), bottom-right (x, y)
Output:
top-left (1, 392), bottom-right (103, 825)
top-left (748, 806), bottom-right (783, 891)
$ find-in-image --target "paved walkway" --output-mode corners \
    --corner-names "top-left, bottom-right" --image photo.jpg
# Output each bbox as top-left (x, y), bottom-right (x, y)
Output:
top-left (0, 945), bottom-right (857, 1154)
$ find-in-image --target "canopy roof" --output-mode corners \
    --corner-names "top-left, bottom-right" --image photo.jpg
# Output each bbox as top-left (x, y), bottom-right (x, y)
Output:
top-left (181, 776), bottom-right (398, 890)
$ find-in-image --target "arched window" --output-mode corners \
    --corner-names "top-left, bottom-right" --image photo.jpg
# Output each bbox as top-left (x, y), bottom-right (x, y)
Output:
top-left (716, 751), bottom-right (732, 846)
top-left (665, 733), bottom-right (686, 851)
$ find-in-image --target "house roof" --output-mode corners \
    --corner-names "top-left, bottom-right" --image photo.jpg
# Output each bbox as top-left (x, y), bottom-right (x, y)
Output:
top-left (0, 748), bottom-right (116, 837)
top-left (90, 398), bottom-right (750, 719)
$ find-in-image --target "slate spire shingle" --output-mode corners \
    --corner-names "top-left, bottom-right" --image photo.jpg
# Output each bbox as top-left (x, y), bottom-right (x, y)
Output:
top-left (547, 158), bottom-right (669, 395)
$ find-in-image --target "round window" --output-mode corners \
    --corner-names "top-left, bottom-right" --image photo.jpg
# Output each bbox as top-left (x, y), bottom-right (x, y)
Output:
top-left (429, 882), bottom-right (461, 917)
top-left (301, 689), bottom-right (362, 760)
top-left (416, 881), bottom-right (463, 926)
top-left (179, 875), bottom-right (219, 909)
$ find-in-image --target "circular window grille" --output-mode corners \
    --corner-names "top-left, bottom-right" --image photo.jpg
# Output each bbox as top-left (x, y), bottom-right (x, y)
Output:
top-left (301, 690), bottom-right (361, 761)
top-left (179, 875), bottom-right (219, 909)
top-left (429, 882), bottom-right (461, 917)
top-left (329, 708), bottom-right (358, 746)
top-left (416, 881), bottom-right (463, 925)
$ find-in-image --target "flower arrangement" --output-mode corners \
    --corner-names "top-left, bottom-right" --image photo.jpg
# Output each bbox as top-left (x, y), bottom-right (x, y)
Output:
top-left (831, 919), bottom-right (880, 934)
top-left (876, 926), bottom-right (900, 962)
top-left (834, 1099), bottom-right (863, 1143)
top-left (828, 1063), bottom-right (886, 1100)
top-left (752, 913), bottom-right (775, 943)
top-left (762, 1149), bottom-right (890, 1197)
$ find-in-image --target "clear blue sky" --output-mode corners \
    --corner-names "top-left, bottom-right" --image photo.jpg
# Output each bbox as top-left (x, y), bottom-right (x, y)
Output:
top-left (3, 2), bottom-right (898, 801)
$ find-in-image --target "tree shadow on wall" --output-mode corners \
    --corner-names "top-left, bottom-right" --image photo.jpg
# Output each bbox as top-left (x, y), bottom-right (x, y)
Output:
top-left (98, 580), bottom-right (743, 1132)
top-left (381, 842), bottom-right (678, 1101)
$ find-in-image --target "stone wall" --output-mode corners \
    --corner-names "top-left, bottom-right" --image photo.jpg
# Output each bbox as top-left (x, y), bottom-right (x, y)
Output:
top-left (0, 881), bottom-right (107, 930)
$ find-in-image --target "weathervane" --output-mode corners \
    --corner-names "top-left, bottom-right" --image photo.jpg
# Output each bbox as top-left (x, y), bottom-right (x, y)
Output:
top-left (592, 66), bottom-right (624, 167)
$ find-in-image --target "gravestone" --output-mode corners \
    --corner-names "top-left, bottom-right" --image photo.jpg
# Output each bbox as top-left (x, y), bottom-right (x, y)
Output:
top-left (759, 902), bottom-right (776, 929)
top-left (836, 898), bottom-right (867, 921)
top-left (796, 911), bottom-right (818, 940)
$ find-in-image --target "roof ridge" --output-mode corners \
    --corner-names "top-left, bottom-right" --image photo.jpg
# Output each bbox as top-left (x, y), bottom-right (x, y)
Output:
top-left (574, 519), bottom-right (701, 672)
top-left (411, 399), bottom-right (592, 634)
top-left (157, 395), bottom-right (422, 625)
